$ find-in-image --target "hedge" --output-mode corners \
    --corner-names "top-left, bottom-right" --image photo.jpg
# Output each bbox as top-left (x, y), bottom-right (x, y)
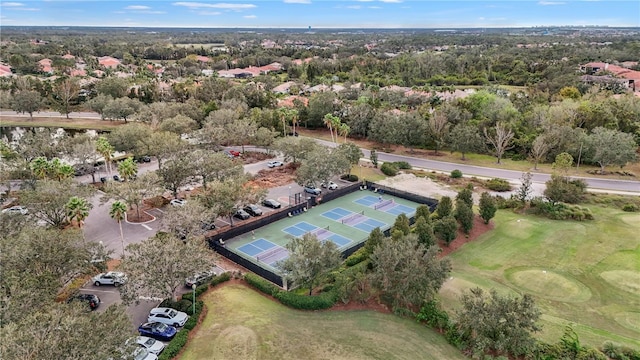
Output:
top-left (393, 161), bottom-right (412, 170)
top-left (340, 174), bottom-right (359, 182)
top-left (210, 272), bottom-right (232, 287)
top-left (244, 273), bottom-right (338, 310)
top-left (245, 273), bottom-right (280, 296)
top-left (485, 178), bottom-right (511, 191)
top-left (344, 247), bottom-right (369, 267)
top-left (158, 329), bottom-right (189, 360)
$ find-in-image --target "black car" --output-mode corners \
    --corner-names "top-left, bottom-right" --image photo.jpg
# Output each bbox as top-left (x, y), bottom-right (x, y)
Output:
top-left (67, 293), bottom-right (100, 310)
top-left (262, 199), bottom-right (282, 209)
top-left (233, 209), bottom-right (250, 220)
top-left (243, 204), bottom-right (263, 216)
top-left (113, 175), bottom-right (125, 182)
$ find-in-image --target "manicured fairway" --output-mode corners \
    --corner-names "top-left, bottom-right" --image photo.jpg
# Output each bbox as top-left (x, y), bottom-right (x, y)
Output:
top-left (439, 207), bottom-right (640, 348)
top-left (179, 284), bottom-right (466, 360)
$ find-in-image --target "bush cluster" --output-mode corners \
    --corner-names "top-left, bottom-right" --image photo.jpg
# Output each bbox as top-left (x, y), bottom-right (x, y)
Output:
top-left (485, 178), bottom-right (512, 191)
top-left (601, 341), bottom-right (640, 360)
top-left (344, 247), bottom-right (369, 267)
top-left (450, 169), bottom-right (463, 178)
top-left (529, 198), bottom-right (594, 221)
top-left (392, 161), bottom-right (412, 170)
top-left (622, 203), bottom-right (639, 212)
top-left (244, 273), bottom-right (338, 310)
top-left (210, 272), bottom-right (232, 287)
top-left (380, 162), bottom-right (399, 176)
top-left (340, 174), bottom-right (359, 182)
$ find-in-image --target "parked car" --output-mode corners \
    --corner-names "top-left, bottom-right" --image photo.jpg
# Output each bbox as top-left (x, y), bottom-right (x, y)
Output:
top-left (170, 199), bottom-right (186, 207)
top-left (262, 199), bottom-right (281, 209)
top-left (147, 307), bottom-right (189, 327)
top-left (267, 160), bottom-right (284, 168)
top-left (113, 175), bottom-right (125, 182)
top-left (304, 185), bottom-right (322, 195)
top-left (201, 221), bottom-right (216, 231)
top-left (233, 209), bottom-right (250, 220)
top-left (185, 269), bottom-right (215, 288)
top-left (92, 271), bottom-right (127, 286)
top-left (243, 204), bottom-right (263, 216)
top-left (135, 155), bottom-right (151, 163)
top-left (223, 149), bottom-right (241, 158)
top-left (1, 206), bottom-right (28, 215)
top-left (135, 336), bottom-right (165, 355)
top-left (321, 181), bottom-right (338, 190)
top-left (138, 322), bottom-right (177, 342)
top-left (132, 348), bottom-right (158, 360)
top-left (67, 293), bottom-right (100, 310)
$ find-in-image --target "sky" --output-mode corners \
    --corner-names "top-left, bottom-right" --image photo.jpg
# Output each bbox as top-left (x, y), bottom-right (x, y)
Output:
top-left (0, 0), bottom-right (638, 28)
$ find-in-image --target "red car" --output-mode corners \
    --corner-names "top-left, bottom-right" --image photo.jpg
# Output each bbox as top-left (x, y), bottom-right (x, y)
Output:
top-left (224, 150), bottom-right (241, 158)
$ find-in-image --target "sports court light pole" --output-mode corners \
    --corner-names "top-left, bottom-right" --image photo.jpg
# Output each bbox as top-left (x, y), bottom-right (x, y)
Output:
top-left (288, 186), bottom-right (291, 206)
top-left (191, 284), bottom-right (196, 315)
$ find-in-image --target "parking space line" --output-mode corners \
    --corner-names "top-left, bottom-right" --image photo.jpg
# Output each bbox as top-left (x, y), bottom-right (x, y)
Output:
top-left (141, 224), bottom-right (153, 230)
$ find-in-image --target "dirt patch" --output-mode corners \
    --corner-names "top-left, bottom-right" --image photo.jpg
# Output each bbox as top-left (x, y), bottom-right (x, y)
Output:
top-left (242, 151), bottom-right (274, 164)
top-left (377, 173), bottom-right (458, 199)
top-left (248, 163), bottom-right (298, 189)
top-left (126, 207), bottom-right (154, 223)
top-left (438, 216), bottom-right (493, 257)
top-left (330, 296), bottom-right (391, 313)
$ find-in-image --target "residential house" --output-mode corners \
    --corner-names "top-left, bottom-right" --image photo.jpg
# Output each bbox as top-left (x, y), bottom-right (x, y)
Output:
top-left (38, 58), bottom-right (53, 73)
top-left (98, 56), bottom-right (122, 69)
top-left (581, 62), bottom-right (639, 91)
top-left (0, 63), bottom-right (13, 77)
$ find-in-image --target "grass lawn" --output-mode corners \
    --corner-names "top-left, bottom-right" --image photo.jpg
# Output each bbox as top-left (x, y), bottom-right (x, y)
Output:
top-left (180, 283), bottom-right (466, 360)
top-left (439, 206), bottom-right (640, 349)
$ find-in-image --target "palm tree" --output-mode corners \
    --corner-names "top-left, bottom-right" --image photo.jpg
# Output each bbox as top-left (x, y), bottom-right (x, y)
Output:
top-left (289, 109), bottom-right (299, 136)
top-left (338, 123), bottom-right (351, 143)
top-left (117, 157), bottom-right (138, 181)
top-left (66, 196), bottom-right (91, 241)
top-left (323, 113), bottom-right (338, 143)
top-left (277, 107), bottom-right (289, 137)
top-left (109, 201), bottom-right (127, 258)
top-left (29, 156), bottom-right (50, 179)
top-left (96, 136), bottom-right (114, 176)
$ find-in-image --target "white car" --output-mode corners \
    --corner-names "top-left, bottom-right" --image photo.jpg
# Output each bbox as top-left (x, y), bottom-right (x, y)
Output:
top-left (132, 347), bottom-right (158, 360)
top-left (92, 271), bottom-right (127, 286)
top-left (136, 336), bottom-right (165, 355)
top-left (267, 160), bottom-right (284, 168)
top-left (148, 307), bottom-right (189, 327)
top-left (170, 199), bottom-right (186, 207)
top-left (321, 181), bottom-right (338, 190)
top-left (1, 206), bottom-right (28, 215)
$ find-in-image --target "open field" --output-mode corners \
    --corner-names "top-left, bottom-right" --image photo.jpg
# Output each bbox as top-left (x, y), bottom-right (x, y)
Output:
top-left (439, 207), bottom-right (640, 349)
top-left (180, 283), bottom-right (466, 360)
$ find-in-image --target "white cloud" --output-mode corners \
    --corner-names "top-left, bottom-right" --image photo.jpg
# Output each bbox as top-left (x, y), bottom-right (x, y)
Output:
top-left (347, 5), bottom-right (361, 9)
top-left (14, 7), bottom-right (39, 11)
top-left (198, 10), bottom-right (222, 15)
top-left (1, 2), bottom-right (24, 6)
top-left (243, 14), bottom-right (256, 18)
top-left (125, 5), bottom-right (150, 10)
top-left (283, 0), bottom-right (311, 3)
top-left (538, 1), bottom-right (565, 5)
top-left (172, 2), bottom-right (256, 10)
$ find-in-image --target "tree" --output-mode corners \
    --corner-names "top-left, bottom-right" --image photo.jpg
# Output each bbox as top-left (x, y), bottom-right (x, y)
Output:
top-left (278, 233), bottom-right (342, 295)
top-left (484, 122), bottom-right (514, 164)
top-left (529, 135), bottom-right (551, 170)
top-left (335, 141), bottom-right (362, 171)
top-left (544, 175), bottom-right (587, 204)
top-left (65, 196), bottom-right (91, 235)
top-left (435, 196), bottom-right (453, 219)
top-left (415, 216), bottom-right (435, 247)
top-left (370, 234), bottom-right (451, 309)
top-left (323, 113), bottom-right (340, 143)
top-left (338, 122), bottom-right (351, 143)
top-left (428, 111), bottom-right (450, 155)
top-left (455, 187), bottom-right (474, 208)
top-left (363, 227), bottom-right (385, 255)
top-left (479, 192), bottom-right (497, 224)
top-left (71, 138), bottom-right (101, 183)
top-left (552, 152), bottom-right (574, 178)
top-left (454, 200), bottom-right (474, 235)
top-left (51, 77), bottom-right (80, 118)
top-left (142, 131), bottom-right (186, 170)
top-left (118, 232), bottom-right (217, 303)
top-left (587, 127), bottom-right (638, 173)
top-left (391, 213), bottom-right (411, 236)
top-left (295, 146), bottom-right (350, 187)
top-left (161, 200), bottom-right (216, 242)
top-left (107, 122), bottom-right (153, 154)
top-left (117, 157), bottom-right (138, 181)
top-left (102, 172), bottom-right (162, 220)
top-left (516, 172), bottom-right (533, 203)
top-left (158, 156), bottom-right (195, 199)
top-left (0, 302), bottom-right (134, 360)
top-left (370, 149), bottom-right (378, 168)
top-left (273, 136), bottom-right (318, 165)
top-left (200, 177), bottom-right (265, 226)
top-left (96, 136), bottom-right (114, 176)
top-left (96, 77), bottom-right (128, 98)
top-left (449, 123), bottom-right (483, 160)
top-left (415, 204), bottom-right (431, 224)
top-left (109, 201), bottom-right (127, 258)
top-left (456, 288), bottom-right (541, 358)
top-left (10, 90), bottom-right (44, 119)
top-left (189, 150), bottom-right (243, 190)
top-left (21, 179), bottom-right (93, 229)
top-left (158, 114), bottom-right (198, 135)
top-left (434, 216), bottom-right (458, 245)
top-left (86, 94), bottom-right (113, 120)
top-left (103, 97), bottom-right (141, 122)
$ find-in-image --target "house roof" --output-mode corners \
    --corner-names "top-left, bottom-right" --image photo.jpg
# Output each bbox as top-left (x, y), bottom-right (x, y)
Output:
top-left (98, 56), bottom-right (121, 68)
top-left (277, 95), bottom-right (308, 108)
top-left (196, 55), bottom-right (210, 63)
top-left (62, 54), bottom-right (75, 60)
top-left (69, 69), bottom-right (87, 77)
top-left (0, 63), bottom-right (13, 77)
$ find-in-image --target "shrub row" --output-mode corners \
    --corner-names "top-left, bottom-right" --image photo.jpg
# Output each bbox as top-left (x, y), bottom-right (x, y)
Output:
top-left (485, 178), bottom-right (512, 191)
top-left (340, 174), bottom-right (359, 182)
top-left (244, 273), bottom-right (337, 310)
top-left (158, 329), bottom-right (189, 360)
top-left (158, 272), bottom-right (232, 359)
top-left (601, 341), bottom-right (640, 360)
top-left (529, 198), bottom-right (594, 221)
top-left (393, 161), bottom-right (412, 170)
top-left (622, 203), bottom-right (639, 212)
top-left (344, 247), bottom-right (369, 267)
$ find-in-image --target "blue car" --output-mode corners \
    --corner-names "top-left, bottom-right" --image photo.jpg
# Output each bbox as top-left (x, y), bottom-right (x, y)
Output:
top-left (138, 322), bottom-right (177, 342)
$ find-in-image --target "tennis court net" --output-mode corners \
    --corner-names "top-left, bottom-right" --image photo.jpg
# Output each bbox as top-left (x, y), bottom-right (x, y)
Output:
top-left (257, 246), bottom-right (285, 261)
top-left (374, 199), bottom-right (394, 210)
top-left (341, 211), bottom-right (365, 225)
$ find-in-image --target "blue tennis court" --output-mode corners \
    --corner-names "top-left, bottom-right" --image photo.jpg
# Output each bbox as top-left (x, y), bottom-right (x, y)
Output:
top-left (327, 234), bottom-right (351, 247)
top-left (386, 204), bottom-right (416, 216)
top-left (354, 195), bottom-right (379, 207)
top-left (321, 207), bottom-right (352, 221)
top-left (237, 238), bottom-right (277, 257)
top-left (281, 221), bottom-right (352, 248)
top-left (353, 218), bottom-right (387, 232)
